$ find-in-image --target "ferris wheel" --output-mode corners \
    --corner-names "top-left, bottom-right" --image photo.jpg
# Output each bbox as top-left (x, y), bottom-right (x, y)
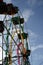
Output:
top-left (0, 0), bottom-right (31, 65)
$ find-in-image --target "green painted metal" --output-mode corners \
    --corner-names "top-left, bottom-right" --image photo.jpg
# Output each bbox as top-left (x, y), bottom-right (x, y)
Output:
top-left (18, 33), bottom-right (28, 39)
top-left (5, 32), bottom-right (9, 65)
top-left (0, 21), bottom-right (4, 33)
top-left (11, 16), bottom-right (24, 25)
top-left (0, 2), bottom-right (30, 65)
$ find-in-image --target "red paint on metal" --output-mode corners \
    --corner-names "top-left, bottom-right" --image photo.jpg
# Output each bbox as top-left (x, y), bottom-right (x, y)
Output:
top-left (17, 42), bottom-right (22, 65)
top-left (0, 0), bottom-right (3, 2)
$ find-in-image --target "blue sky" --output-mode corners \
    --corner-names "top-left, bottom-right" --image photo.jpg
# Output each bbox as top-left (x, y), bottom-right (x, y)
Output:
top-left (0, 0), bottom-right (43, 65)
top-left (11, 0), bottom-right (43, 65)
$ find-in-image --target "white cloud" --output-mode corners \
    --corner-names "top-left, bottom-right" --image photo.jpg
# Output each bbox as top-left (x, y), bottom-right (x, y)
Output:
top-left (28, 29), bottom-right (38, 43)
top-left (0, 15), bottom-right (5, 21)
top-left (28, 30), bottom-right (43, 53)
top-left (0, 47), bottom-right (5, 64)
top-left (3, 0), bottom-right (12, 3)
top-left (31, 45), bottom-right (43, 52)
top-left (22, 9), bottom-right (34, 22)
top-left (28, 29), bottom-right (37, 37)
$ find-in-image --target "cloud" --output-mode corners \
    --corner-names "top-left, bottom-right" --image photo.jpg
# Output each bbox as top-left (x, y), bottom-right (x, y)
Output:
top-left (0, 47), bottom-right (5, 64)
top-left (22, 9), bottom-right (34, 22)
top-left (0, 15), bottom-right (5, 21)
top-left (28, 29), bottom-right (38, 43)
top-left (28, 29), bottom-right (37, 37)
top-left (31, 45), bottom-right (43, 52)
top-left (3, 0), bottom-right (12, 3)
top-left (28, 30), bottom-right (43, 52)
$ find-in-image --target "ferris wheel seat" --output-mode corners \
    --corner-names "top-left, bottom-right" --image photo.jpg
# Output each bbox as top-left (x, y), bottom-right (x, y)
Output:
top-left (20, 18), bottom-right (24, 24)
top-left (18, 33), bottom-right (28, 39)
top-left (0, 21), bottom-right (4, 33)
top-left (11, 16), bottom-right (24, 25)
top-left (0, 0), bottom-right (3, 2)
top-left (11, 16), bottom-right (20, 25)
top-left (0, 2), bottom-right (7, 14)
top-left (26, 50), bottom-right (31, 56)
top-left (21, 50), bottom-right (31, 57)
top-left (0, 64), bottom-right (3, 65)
top-left (7, 3), bottom-right (19, 15)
